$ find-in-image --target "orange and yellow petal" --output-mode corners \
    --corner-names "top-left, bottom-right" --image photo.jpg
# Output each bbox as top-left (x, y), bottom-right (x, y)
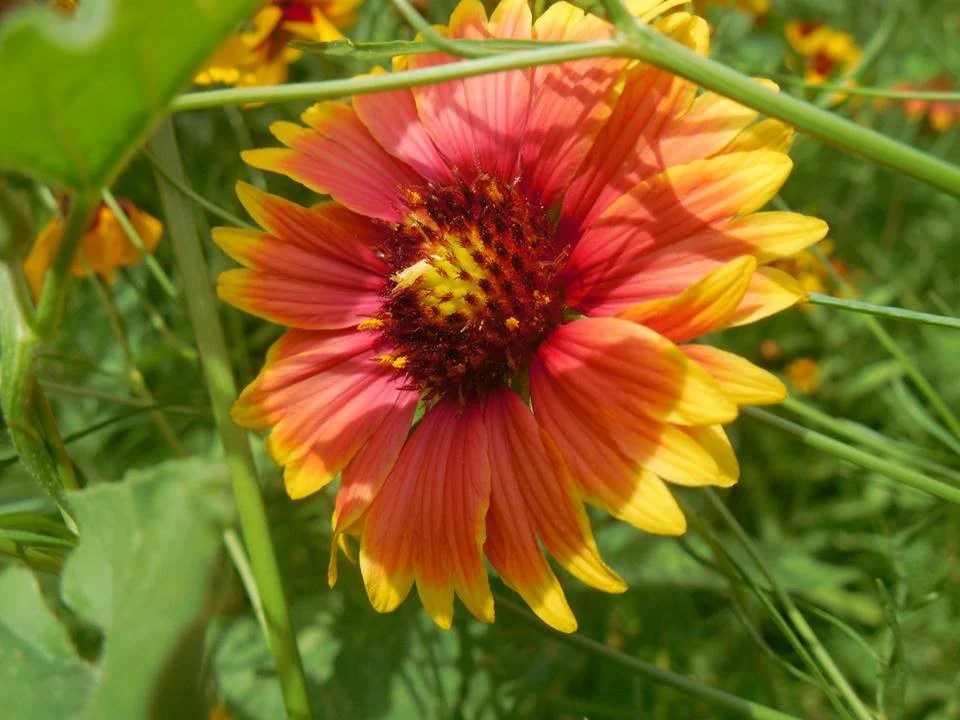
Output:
top-left (23, 201), bottom-right (163, 300)
top-left (521, 3), bottom-right (625, 206)
top-left (360, 400), bottom-right (493, 629)
top-left (530, 368), bottom-right (687, 534)
top-left (483, 388), bottom-right (625, 632)
top-left (617, 256), bottom-right (756, 342)
top-left (618, 212), bottom-right (827, 298)
top-left (561, 12), bottom-right (708, 227)
top-left (536, 317), bottom-right (737, 428)
top-left (563, 151), bottom-right (792, 315)
top-left (232, 329), bottom-right (418, 501)
top-left (243, 103), bottom-right (423, 221)
top-left (680, 345), bottom-right (787, 406)
top-left (214, 184), bottom-right (387, 329)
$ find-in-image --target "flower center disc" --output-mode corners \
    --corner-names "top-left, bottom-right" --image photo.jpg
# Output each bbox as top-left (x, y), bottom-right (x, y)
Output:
top-left (374, 175), bottom-right (564, 400)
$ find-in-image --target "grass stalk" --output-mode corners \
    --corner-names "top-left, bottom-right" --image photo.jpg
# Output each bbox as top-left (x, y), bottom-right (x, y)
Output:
top-left (149, 117), bottom-right (312, 720)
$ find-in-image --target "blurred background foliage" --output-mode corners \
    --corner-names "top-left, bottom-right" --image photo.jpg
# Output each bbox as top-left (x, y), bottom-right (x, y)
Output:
top-left (1, 0), bottom-right (960, 718)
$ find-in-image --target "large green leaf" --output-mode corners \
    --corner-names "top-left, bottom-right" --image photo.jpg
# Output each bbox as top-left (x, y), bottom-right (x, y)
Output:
top-left (0, 0), bottom-right (259, 190)
top-left (0, 566), bottom-right (96, 718)
top-left (0, 457), bottom-right (231, 719)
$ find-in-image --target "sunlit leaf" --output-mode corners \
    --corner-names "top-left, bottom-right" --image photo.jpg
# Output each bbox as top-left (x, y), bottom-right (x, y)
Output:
top-left (0, 0), bottom-right (259, 190)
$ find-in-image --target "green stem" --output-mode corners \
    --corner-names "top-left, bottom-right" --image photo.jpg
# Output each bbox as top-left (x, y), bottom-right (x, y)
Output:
top-left (806, 293), bottom-right (960, 331)
top-left (298, 37), bottom-right (559, 61)
top-left (0, 538), bottom-right (64, 574)
top-left (0, 237), bottom-right (77, 521)
top-left (744, 407), bottom-right (960, 504)
top-left (391, 0), bottom-right (488, 58)
top-left (149, 118), bottom-right (312, 720)
top-left (704, 491), bottom-right (875, 720)
top-left (224, 528), bottom-right (269, 642)
top-left (630, 24), bottom-right (960, 198)
top-left (860, 316), bottom-right (960, 442)
top-left (142, 150), bottom-right (253, 228)
top-left (101, 188), bottom-right (179, 298)
top-left (774, 78), bottom-right (960, 101)
top-left (172, 30), bottom-right (960, 198)
top-left (780, 397), bottom-right (960, 483)
top-left (33, 191), bottom-right (99, 340)
top-left (789, 208), bottom-right (960, 446)
top-left (172, 39), bottom-right (628, 110)
top-left (496, 595), bottom-right (804, 720)
top-left (87, 273), bottom-right (185, 457)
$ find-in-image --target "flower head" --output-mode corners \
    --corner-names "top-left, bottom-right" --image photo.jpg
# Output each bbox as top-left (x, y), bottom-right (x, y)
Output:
top-left (785, 357), bottom-right (819, 395)
top-left (196, 0), bottom-right (361, 88)
top-left (24, 199), bottom-right (162, 299)
top-left (785, 20), bottom-right (860, 85)
top-left (217, 0), bottom-right (827, 631)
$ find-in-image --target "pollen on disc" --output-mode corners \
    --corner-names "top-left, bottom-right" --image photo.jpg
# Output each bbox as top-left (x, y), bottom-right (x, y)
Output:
top-left (369, 175), bottom-right (565, 401)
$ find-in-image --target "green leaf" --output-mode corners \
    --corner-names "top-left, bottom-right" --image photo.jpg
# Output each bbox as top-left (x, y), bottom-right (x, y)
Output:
top-left (0, 0), bottom-right (260, 190)
top-left (214, 605), bottom-right (341, 719)
top-left (0, 457), bottom-right (232, 719)
top-left (61, 457), bottom-right (232, 719)
top-left (0, 566), bottom-right (96, 718)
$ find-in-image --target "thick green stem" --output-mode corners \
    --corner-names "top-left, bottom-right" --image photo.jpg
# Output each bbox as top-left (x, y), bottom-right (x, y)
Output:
top-left (629, 25), bottom-right (960, 198)
top-left (172, 39), bottom-right (628, 110)
top-left (149, 118), bottom-right (312, 720)
top-left (172, 30), bottom-right (960, 198)
top-left (497, 595), bottom-right (804, 720)
top-left (391, 0), bottom-right (488, 58)
top-left (744, 408), bottom-right (960, 504)
top-left (0, 200), bottom-right (78, 521)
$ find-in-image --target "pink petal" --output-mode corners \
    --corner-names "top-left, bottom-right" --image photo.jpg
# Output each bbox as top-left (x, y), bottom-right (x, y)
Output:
top-left (407, 0), bottom-right (533, 180)
top-left (243, 103), bottom-right (423, 221)
top-left (353, 73), bottom-right (455, 185)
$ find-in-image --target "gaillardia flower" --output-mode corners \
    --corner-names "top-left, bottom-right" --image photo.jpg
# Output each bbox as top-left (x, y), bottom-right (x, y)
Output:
top-left (784, 20), bottom-right (860, 85)
top-left (196, 0), bottom-right (361, 88)
top-left (216, 0), bottom-right (827, 631)
top-left (25, 198), bottom-right (163, 300)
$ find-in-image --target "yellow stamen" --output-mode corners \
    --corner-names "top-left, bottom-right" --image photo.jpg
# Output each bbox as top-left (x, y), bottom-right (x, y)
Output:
top-left (358, 318), bottom-right (384, 331)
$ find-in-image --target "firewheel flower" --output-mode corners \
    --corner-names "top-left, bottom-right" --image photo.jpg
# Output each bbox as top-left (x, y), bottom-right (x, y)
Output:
top-left (216, 0), bottom-right (828, 631)
top-left (24, 199), bottom-right (163, 300)
top-left (196, 0), bottom-right (361, 89)
top-left (785, 21), bottom-right (860, 85)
